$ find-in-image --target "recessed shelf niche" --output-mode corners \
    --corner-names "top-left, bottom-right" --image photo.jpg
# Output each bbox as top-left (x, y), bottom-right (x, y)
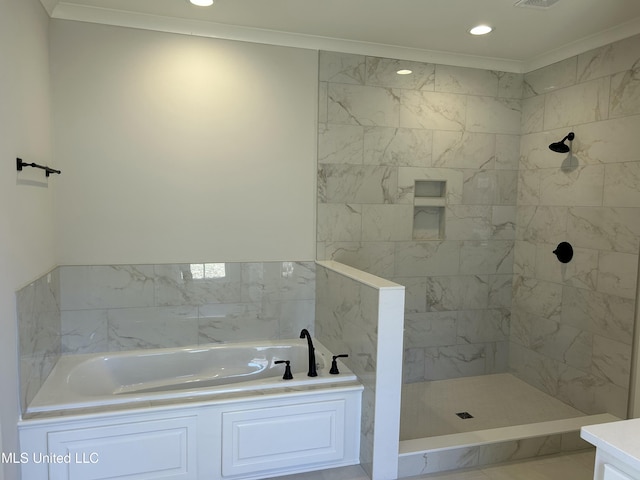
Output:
top-left (413, 180), bottom-right (446, 240)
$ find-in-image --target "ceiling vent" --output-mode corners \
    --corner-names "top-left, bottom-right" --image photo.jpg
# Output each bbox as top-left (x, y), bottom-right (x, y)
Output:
top-left (514, 0), bottom-right (560, 8)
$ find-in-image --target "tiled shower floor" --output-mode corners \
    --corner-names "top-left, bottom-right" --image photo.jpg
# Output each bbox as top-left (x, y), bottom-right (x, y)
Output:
top-left (401, 373), bottom-right (587, 440)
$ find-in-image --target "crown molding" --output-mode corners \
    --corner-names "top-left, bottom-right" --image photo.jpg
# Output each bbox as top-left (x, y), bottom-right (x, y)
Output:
top-left (524, 16), bottom-right (640, 72)
top-left (49, 2), bottom-right (640, 74)
top-left (50, 2), bottom-right (525, 73)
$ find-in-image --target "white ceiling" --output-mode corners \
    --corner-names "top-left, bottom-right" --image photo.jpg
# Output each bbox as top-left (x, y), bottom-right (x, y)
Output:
top-left (41, 0), bottom-right (640, 73)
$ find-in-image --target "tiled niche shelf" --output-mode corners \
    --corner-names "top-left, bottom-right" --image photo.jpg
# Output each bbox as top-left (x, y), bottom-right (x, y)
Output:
top-left (413, 180), bottom-right (446, 240)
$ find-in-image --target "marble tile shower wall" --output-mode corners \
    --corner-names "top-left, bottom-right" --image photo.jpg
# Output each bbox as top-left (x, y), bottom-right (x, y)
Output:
top-left (511, 34), bottom-right (640, 419)
top-left (18, 261), bottom-right (315, 412)
top-left (317, 51), bottom-right (522, 382)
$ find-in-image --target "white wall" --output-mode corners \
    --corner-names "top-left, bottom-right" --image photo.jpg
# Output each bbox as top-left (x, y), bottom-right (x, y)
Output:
top-left (0, 0), bottom-right (55, 477)
top-left (50, 20), bottom-right (318, 265)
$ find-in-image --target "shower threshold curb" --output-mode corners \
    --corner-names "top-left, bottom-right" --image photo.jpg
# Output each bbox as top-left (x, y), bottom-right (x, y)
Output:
top-left (398, 413), bottom-right (619, 477)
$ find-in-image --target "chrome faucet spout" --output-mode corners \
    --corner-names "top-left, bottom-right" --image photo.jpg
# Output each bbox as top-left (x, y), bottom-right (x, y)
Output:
top-left (299, 329), bottom-right (317, 377)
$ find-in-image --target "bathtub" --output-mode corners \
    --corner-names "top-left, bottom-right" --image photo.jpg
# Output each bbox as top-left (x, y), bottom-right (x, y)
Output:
top-left (27, 338), bottom-right (357, 414)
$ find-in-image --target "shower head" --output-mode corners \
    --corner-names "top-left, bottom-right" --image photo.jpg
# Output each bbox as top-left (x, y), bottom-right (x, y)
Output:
top-left (549, 132), bottom-right (575, 153)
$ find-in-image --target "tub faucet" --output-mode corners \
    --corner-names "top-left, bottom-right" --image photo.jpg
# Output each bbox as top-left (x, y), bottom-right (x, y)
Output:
top-left (299, 329), bottom-right (317, 377)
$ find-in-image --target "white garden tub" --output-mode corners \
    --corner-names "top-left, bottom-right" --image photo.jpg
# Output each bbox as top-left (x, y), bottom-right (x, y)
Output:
top-left (28, 338), bottom-right (355, 413)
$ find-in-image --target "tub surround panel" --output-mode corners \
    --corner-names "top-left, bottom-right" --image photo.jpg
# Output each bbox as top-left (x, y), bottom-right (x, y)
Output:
top-left (18, 261), bottom-right (316, 415)
top-left (17, 268), bottom-right (61, 415)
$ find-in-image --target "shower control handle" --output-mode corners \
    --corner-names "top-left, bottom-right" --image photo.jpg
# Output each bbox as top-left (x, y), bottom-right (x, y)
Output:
top-left (329, 354), bottom-right (349, 375)
top-left (275, 360), bottom-right (293, 380)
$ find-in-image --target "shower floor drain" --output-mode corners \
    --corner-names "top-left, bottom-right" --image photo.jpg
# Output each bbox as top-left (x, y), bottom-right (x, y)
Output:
top-left (456, 411), bottom-right (474, 419)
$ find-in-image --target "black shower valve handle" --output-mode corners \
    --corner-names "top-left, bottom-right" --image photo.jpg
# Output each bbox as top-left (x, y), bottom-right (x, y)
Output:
top-left (275, 360), bottom-right (293, 380)
top-left (329, 354), bottom-right (349, 375)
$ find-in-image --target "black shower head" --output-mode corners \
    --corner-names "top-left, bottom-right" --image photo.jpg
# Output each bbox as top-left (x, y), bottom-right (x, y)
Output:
top-left (549, 132), bottom-right (575, 153)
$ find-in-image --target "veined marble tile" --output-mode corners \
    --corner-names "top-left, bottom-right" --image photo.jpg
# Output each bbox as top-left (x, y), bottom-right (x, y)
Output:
top-left (317, 203), bottom-right (362, 242)
top-left (154, 262), bottom-right (243, 306)
top-left (394, 241), bottom-right (462, 276)
top-left (425, 275), bottom-right (490, 311)
top-left (517, 168), bottom-right (540, 206)
top-left (318, 81), bottom-right (328, 123)
top-left (478, 436), bottom-right (561, 466)
top-left (432, 131), bottom-right (495, 169)
top-left (512, 276), bottom-right (562, 320)
top-left (404, 311), bottom-right (457, 349)
top-left (318, 164), bottom-right (397, 203)
top-left (463, 170), bottom-right (517, 206)
top-left (108, 306), bottom-right (199, 350)
top-left (491, 206), bottom-right (516, 240)
top-left (241, 262), bottom-right (316, 302)
top-left (59, 265), bottom-right (155, 310)
top-left (424, 344), bottom-right (487, 380)
top-left (539, 164), bottom-right (604, 206)
top-left (403, 347), bottom-right (426, 383)
top-left (273, 299), bottom-right (315, 339)
top-left (456, 309), bottom-right (509, 344)
top-left (495, 134), bottom-right (520, 170)
top-left (573, 115), bottom-right (640, 165)
top-left (578, 34), bottom-right (640, 81)
top-left (520, 130), bottom-right (577, 170)
top-left (400, 90), bottom-right (466, 131)
top-left (535, 243), bottom-right (598, 291)
top-left (398, 448), bottom-right (480, 477)
top-left (521, 95), bottom-right (545, 134)
top-left (327, 83), bottom-right (400, 126)
top-left (459, 240), bottom-right (514, 275)
top-left (466, 96), bottom-right (521, 134)
top-left (529, 316), bottom-right (592, 370)
top-left (318, 123), bottom-right (364, 165)
top-left (567, 206), bottom-right (640, 254)
top-left (394, 276), bottom-right (428, 314)
top-left (523, 57), bottom-right (577, 98)
top-left (435, 65), bottom-right (499, 96)
top-left (445, 205), bottom-right (493, 241)
top-left (361, 204), bottom-right (413, 241)
top-left (594, 379), bottom-right (629, 420)
top-left (561, 285), bottom-right (634, 345)
top-left (319, 51), bottom-right (365, 84)
top-left (323, 241), bottom-right (395, 279)
top-left (61, 309), bottom-right (108, 354)
top-left (610, 65), bottom-right (640, 118)
top-left (592, 335), bottom-right (632, 389)
top-left (603, 162), bottom-right (640, 207)
top-left (363, 126), bottom-right (432, 167)
top-left (397, 167), bottom-right (463, 205)
top-left (516, 206), bottom-right (568, 244)
top-left (488, 274), bottom-right (513, 308)
top-left (543, 77), bottom-right (609, 130)
top-left (366, 57), bottom-right (435, 90)
top-left (198, 302), bottom-right (277, 344)
top-left (509, 307), bottom-right (533, 348)
top-left (513, 241), bottom-right (537, 277)
top-left (497, 71), bottom-right (524, 99)
top-left (597, 251), bottom-right (639, 299)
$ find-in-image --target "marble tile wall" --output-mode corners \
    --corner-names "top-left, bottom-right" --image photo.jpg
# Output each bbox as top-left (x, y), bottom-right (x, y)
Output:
top-left (17, 261), bottom-right (315, 413)
top-left (317, 51), bottom-right (521, 383)
top-left (511, 33), bottom-right (640, 419)
top-left (315, 260), bottom-right (405, 480)
top-left (17, 268), bottom-right (61, 414)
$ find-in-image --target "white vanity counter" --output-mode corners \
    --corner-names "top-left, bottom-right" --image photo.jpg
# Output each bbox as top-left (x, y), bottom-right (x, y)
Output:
top-left (581, 418), bottom-right (640, 480)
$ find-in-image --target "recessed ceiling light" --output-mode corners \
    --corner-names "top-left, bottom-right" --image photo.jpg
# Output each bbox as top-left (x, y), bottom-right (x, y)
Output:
top-left (396, 69), bottom-right (413, 75)
top-left (469, 25), bottom-right (493, 35)
top-left (190, 0), bottom-right (214, 6)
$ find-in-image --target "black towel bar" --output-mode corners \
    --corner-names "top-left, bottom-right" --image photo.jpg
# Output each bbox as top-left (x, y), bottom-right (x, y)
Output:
top-left (16, 158), bottom-right (61, 177)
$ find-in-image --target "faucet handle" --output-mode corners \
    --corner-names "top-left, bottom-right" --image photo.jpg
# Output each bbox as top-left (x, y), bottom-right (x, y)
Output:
top-left (329, 354), bottom-right (349, 375)
top-left (275, 360), bottom-right (293, 380)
